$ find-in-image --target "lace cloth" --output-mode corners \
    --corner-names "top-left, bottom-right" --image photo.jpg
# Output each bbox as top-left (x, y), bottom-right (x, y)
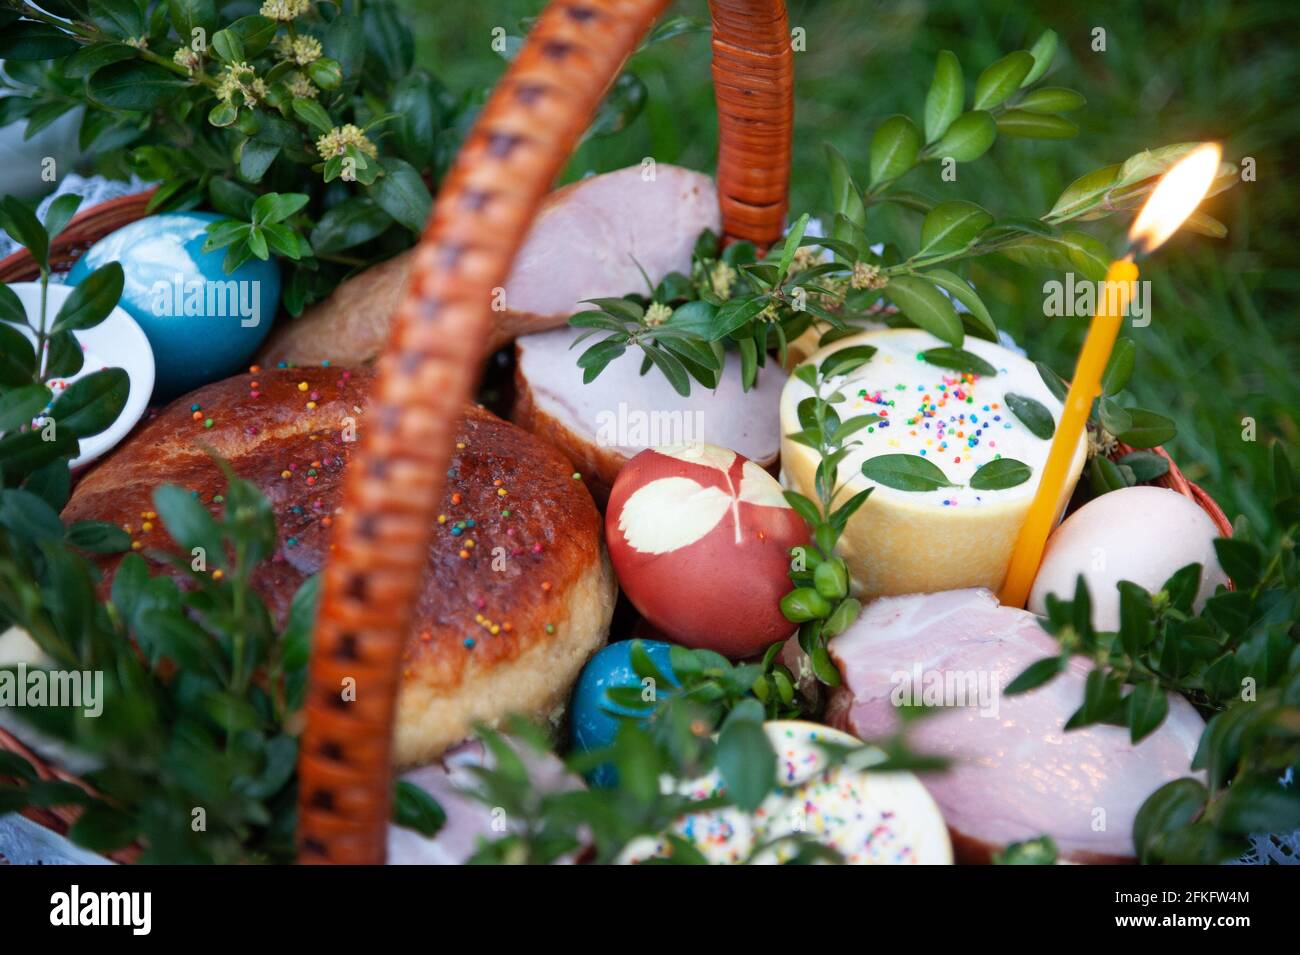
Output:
top-left (0, 172), bottom-right (150, 270)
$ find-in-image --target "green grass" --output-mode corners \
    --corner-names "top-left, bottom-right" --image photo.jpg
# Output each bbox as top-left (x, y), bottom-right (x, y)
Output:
top-left (405, 0), bottom-right (1300, 536)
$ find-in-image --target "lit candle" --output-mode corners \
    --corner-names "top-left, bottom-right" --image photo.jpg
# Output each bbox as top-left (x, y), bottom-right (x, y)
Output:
top-left (999, 143), bottom-right (1223, 608)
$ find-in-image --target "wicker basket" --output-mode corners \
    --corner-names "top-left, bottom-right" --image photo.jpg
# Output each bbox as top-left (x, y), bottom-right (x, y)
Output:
top-left (0, 0), bottom-right (1232, 864)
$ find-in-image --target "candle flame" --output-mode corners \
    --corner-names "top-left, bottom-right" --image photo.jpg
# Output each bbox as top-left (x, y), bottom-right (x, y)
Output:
top-left (1128, 143), bottom-right (1222, 254)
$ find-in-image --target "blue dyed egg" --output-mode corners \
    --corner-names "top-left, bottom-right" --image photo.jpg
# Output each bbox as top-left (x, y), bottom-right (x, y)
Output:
top-left (571, 639), bottom-right (677, 784)
top-left (66, 211), bottom-right (280, 400)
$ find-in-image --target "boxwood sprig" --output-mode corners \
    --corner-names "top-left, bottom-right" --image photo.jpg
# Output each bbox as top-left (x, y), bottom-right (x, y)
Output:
top-left (779, 352), bottom-right (881, 685)
top-left (572, 33), bottom-right (1236, 397)
top-left (1006, 444), bottom-right (1300, 863)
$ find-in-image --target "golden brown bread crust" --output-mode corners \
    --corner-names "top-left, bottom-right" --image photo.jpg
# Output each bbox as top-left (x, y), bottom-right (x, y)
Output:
top-left (254, 251), bottom-right (574, 369)
top-left (63, 367), bottom-right (615, 763)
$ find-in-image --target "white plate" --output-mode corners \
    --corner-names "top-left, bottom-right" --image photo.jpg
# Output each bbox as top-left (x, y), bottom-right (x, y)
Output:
top-left (7, 281), bottom-right (155, 468)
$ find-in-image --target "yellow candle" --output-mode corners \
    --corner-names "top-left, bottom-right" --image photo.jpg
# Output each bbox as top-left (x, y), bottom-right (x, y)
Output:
top-left (998, 142), bottom-right (1223, 608)
top-left (998, 258), bottom-right (1137, 607)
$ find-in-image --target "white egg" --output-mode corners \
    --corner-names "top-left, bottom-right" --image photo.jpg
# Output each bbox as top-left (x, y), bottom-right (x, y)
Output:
top-left (1028, 485), bottom-right (1229, 630)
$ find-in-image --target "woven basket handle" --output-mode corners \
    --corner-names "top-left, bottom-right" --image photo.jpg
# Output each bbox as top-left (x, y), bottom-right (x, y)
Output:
top-left (296, 0), bottom-right (793, 863)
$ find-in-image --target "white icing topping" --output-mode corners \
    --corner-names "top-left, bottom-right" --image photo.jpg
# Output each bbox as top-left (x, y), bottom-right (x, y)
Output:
top-left (784, 329), bottom-right (1065, 508)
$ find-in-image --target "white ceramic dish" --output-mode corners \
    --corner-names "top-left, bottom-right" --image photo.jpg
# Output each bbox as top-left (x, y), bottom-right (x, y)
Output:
top-left (7, 281), bottom-right (155, 468)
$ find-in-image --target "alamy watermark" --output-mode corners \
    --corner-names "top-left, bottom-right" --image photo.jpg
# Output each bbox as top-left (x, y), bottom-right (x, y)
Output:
top-left (150, 274), bottom-right (262, 328)
top-left (890, 663), bottom-right (1000, 718)
top-left (0, 662), bottom-right (103, 717)
top-left (1043, 274), bottom-right (1152, 328)
top-left (595, 402), bottom-right (704, 448)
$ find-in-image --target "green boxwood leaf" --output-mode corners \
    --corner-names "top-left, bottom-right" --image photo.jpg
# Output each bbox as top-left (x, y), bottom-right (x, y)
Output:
top-left (309, 197), bottom-right (394, 253)
top-left (0, 323), bottom-right (38, 386)
top-left (1005, 392), bottom-right (1055, 439)
top-left (51, 262), bottom-right (124, 334)
top-left (919, 200), bottom-right (993, 256)
top-left (1127, 682), bottom-right (1169, 743)
top-left (390, 71), bottom-right (444, 165)
top-left (226, 14), bottom-right (276, 58)
top-left (819, 344), bottom-right (877, 379)
top-left (392, 779), bottom-right (446, 837)
top-left (1216, 774), bottom-right (1300, 836)
top-left (716, 712), bottom-right (775, 812)
top-left (1116, 143), bottom-right (1202, 189)
top-left (0, 487), bottom-right (64, 541)
top-left (1116, 450), bottom-right (1169, 483)
top-left (868, 114), bottom-right (921, 186)
top-left (1022, 30), bottom-right (1058, 87)
top-left (1017, 87), bottom-right (1086, 113)
top-left (0, 22), bottom-right (79, 60)
top-left (0, 383), bottom-right (51, 432)
top-left (973, 51), bottom-right (1034, 110)
top-left (1005, 656), bottom-right (1063, 695)
top-left (923, 50), bottom-right (963, 143)
top-left (0, 196), bottom-right (48, 271)
top-left (168, 0), bottom-right (217, 38)
top-left (43, 194), bottom-right (83, 242)
top-left (1090, 455), bottom-right (1134, 495)
top-left (87, 61), bottom-right (185, 111)
top-left (45, 331), bottom-right (84, 379)
top-left (931, 110), bottom-right (996, 162)
top-left (1213, 538), bottom-right (1262, 589)
top-left (1117, 580), bottom-right (1154, 656)
top-left (88, 0), bottom-right (146, 39)
top-left (0, 426), bottom-right (78, 478)
top-left (292, 96), bottom-right (334, 135)
top-left (210, 27), bottom-right (244, 63)
top-left (306, 56), bottom-right (343, 91)
top-left (922, 269), bottom-right (997, 340)
top-left (884, 274), bottom-right (963, 346)
top-left (207, 101), bottom-right (238, 128)
top-left (1133, 778), bottom-right (1207, 863)
top-left (20, 459), bottom-right (71, 512)
top-left (237, 139), bottom-right (279, 183)
top-left (969, 457), bottom-right (1031, 490)
top-left (993, 836), bottom-right (1059, 865)
top-left (1101, 338), bottom-right (1136, 395)
top-left (919, 346), bottom-right (997, 377)
top-left (49, 367), bottom-right (129, 438)
top-left (63, 41), bottom-right (138, 80)
top-left (997, 110), bottom-right (1079, 139)
top-left (1098, 397), bottom-right (1132, 436)
top-left (824, 143), bottom-right (865, 231)
top-left (369, 157), bottom-right (433, 233)
top-left (1046, 164), bottom-right (1123, 221)
top-left (66, 519), bottom-right (131, 553)
top-left (251, 192), bottom-right (309, 226)
top-left (1061, 230), bottom-right (1113, 283)
top-left (0, 283), bottom-right (26, 326)
top-left (1116, 408), bottom-right (1176, 449)
top-left (861, 453), bottom-right (954, 492)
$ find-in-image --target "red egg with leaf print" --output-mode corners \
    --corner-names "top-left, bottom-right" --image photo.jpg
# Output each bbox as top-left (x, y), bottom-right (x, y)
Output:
top-left (605, 443), bottom-right (809, 659)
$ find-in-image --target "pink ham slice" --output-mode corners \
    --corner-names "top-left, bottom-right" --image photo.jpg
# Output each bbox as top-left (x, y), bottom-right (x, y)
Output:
top-left (827, 588), bottom-right (1204, 863)
top-left (258, 164), bottom-right (720, 367)
top-left (386, 739), bottom-right (585, 864)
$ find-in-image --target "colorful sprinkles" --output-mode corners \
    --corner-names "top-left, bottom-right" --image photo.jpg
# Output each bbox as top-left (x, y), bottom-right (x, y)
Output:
top-left (816, 337), bottom-right (1057, 508)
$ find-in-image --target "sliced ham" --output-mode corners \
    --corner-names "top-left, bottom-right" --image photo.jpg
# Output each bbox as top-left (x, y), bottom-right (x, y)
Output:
top-left (386, 739), bottom-right (585, 864)
top-left (258, 164), bottom-right (720, 367)
top-left (512, 327), bottom-right (787, 502)
top-left (827, 588), bottom-right (1204, 863)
